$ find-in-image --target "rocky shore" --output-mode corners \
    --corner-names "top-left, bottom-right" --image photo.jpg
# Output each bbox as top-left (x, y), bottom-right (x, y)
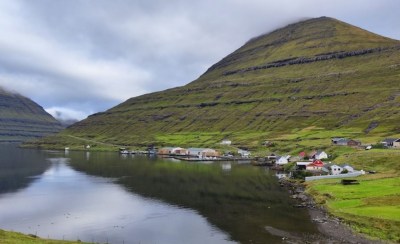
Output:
top-left (276, 178), bottom-right (385, 244)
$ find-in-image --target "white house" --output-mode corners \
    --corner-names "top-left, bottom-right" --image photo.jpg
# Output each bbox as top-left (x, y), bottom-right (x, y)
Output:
top-left (238, 149), bottom-right (251, 158)
top-left (342, 164), bottom-right (354, 173)
top-left (314, 151), bottom-right (328, 160)
top-left (220, 139), bottom-right (232, 145)
top-left (188, 148), bottom-right (219, 158)
top-left (171, 147), bottom-right (188, 155)
top-left (276, 155), bottom-right (291, 165)
top-left (330, 165), bottom-right (343, 175)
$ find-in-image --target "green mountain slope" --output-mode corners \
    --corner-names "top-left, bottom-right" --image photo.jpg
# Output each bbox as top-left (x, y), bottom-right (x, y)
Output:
top-left (35, 17), bottom-right (400, 149)
top-left (0, 88), bottom-right (62, 142)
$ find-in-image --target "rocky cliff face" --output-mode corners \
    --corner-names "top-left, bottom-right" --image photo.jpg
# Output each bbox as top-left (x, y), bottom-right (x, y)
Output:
top-left (0, 88), bottom-right (62, 142)
top-left (36, 17), bottom-right (400, 148)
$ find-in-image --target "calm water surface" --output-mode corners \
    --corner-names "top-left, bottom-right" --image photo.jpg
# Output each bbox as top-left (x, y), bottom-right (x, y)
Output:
top-left (0, 145), bottom-right (319, 243)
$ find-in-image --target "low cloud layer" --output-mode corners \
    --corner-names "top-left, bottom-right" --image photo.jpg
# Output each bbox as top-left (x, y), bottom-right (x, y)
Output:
top-left (0, 0), bottom-right (399, 120)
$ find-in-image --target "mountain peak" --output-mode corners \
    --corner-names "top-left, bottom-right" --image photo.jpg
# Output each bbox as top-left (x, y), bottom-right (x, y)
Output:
top-left (35, 17), bottom-right (400, 150)
top-left (202, 17), bottom-right (398, 78)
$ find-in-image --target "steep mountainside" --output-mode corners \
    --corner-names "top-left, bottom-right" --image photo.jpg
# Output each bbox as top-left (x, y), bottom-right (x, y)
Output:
top-left (36, 17), bottom-right (400, 149)
top-left (0, 88), bottom-right (62, 142)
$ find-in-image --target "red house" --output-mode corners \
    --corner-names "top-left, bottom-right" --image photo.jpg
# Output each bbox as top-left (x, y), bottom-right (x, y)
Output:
top-left (306, 160), bottom-right (324, 171)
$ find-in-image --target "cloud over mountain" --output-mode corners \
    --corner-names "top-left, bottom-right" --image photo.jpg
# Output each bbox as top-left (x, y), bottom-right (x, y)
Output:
top-left (0, 0), bottom-right (399, 120)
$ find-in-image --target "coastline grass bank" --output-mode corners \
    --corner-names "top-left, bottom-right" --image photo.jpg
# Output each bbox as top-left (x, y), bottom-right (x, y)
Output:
top-left (305, 150), bottom-right (400, 242)
top-left (0, 229), bottom-right (91, 244)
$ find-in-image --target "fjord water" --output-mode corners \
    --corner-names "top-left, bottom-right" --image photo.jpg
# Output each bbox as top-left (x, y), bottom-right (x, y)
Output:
top-left (0, 145), bottom-right (318, 243)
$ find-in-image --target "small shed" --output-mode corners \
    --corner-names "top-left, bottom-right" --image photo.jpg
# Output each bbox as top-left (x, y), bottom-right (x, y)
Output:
top-left (332, 137), bottom-right (346, 144)
top-left (335, 138), bottom-right (349, 146)
top-left (347, 140), bottom-right (361, 147)
top-left (381, 138), bottom-right (397, 148)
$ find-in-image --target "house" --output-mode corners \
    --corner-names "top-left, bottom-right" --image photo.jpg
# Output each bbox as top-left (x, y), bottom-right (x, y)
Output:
top-left (341, 164), bottom-right (354, 173)
top-left (238, 149), bottom-right (251, 158)
top-left (276, 155), bottom-right (291, 165)
top-left (202, 148), bottom-right (220, 158)
top-left (220, 139), bottom-right (232, 145)
top-left (158, 147), bottom-right (175, 155)
top-left (335, 138), bottom-right (350, 146)
top-left (332, 137), bottom-right (346, 144)
top-left (298, 151), bottom-right (306, 159)
top-left (171, 147), bottom-right (189, 155)
top-left (381, 138), bottom-right (397, 148)
top-left (188, 148), bottom-right (220, 158)
top-left (330, 165), bottom-right (344, 175)
top-left (323, 164), bottom-right (343, 175)
top-left (308, 150), bottom-right (317, 159)
top-left (314, 151), bottom-right (328, 160)
top-left (347, 139), bottom-right (361, 147)
top-left (296, 161), bottom-right (312, 170)
top-left (306, 160), bottom-right (324, 171)
top-left (394, 139), bottom-right (400, 148)
top-left (188, 148), bottom-right (206, 158)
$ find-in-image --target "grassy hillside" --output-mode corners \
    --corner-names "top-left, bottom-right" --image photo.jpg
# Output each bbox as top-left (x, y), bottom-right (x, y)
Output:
top-left (0, 88), bottom-right (62, 142)
top-left (30, 17), bottom-right (400, 151)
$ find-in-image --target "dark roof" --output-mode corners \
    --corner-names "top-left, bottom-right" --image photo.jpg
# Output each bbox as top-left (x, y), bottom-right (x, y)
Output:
top-left (382, 138), bottom-right (398, 143)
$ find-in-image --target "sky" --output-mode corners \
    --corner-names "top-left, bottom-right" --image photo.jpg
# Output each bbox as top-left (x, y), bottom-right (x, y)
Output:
top-left (0, 0), bottom-right (399, 121)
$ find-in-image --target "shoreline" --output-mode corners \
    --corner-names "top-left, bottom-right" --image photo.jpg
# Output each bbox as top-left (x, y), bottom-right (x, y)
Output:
top-left (278, 178), bottom-right (385, 244)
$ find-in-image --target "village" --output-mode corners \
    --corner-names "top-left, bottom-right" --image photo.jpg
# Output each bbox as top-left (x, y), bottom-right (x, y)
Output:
top-left (118, 137), bottom-right (400, 181)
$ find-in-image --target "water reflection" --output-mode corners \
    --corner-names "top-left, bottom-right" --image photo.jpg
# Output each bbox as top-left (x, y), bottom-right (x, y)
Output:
top-left (68, 151), bottom-right (319, 243)
top-left (0, 144), bottom-right (50, 194)
top-left (0, 156), bottom-right (233, 244)
top-left (0, 148), bottom-right (319, 244)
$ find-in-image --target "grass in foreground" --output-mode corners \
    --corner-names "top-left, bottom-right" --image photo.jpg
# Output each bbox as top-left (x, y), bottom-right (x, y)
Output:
top-left (306, 174), bottom-right (400, 242)
top-left (0, 229), bottom-right (91, 244)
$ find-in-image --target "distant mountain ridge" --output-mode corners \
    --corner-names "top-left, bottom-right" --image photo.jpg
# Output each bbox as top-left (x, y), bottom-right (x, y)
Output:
top-left (0, 88), bottom-right (62, 142)
top-left (33, 17), bottom-right (400, 149)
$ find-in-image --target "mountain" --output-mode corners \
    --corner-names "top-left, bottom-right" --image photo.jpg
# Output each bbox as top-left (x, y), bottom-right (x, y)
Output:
top-left (34, 17), bottom-right (400, 150)
top-left (0, 88), bottom-right (63, 142)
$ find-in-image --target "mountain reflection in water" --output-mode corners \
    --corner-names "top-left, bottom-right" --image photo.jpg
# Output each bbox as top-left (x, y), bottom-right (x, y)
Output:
top-left (68, 151), bottom-right (319, 243)
top-left (0, 147), bottom-right (319, 243)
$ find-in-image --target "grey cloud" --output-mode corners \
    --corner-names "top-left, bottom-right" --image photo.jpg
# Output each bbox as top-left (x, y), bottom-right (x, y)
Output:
top-left (0, 0), bottom-right (399, 120)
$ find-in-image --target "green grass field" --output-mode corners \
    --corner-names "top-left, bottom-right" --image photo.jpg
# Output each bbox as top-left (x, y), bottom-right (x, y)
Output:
top-left (306, 150), bottom-right (400, 242)
top-left (0, 230), bottom-right (90, 244)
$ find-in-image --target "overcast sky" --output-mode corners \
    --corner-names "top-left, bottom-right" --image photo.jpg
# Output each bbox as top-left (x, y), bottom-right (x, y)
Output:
top-left (0, 0), bottom-right (399, 121)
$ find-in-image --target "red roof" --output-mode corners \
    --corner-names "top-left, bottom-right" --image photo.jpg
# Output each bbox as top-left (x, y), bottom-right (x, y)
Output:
top-left (307, 160), bottom-right (324, 167)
